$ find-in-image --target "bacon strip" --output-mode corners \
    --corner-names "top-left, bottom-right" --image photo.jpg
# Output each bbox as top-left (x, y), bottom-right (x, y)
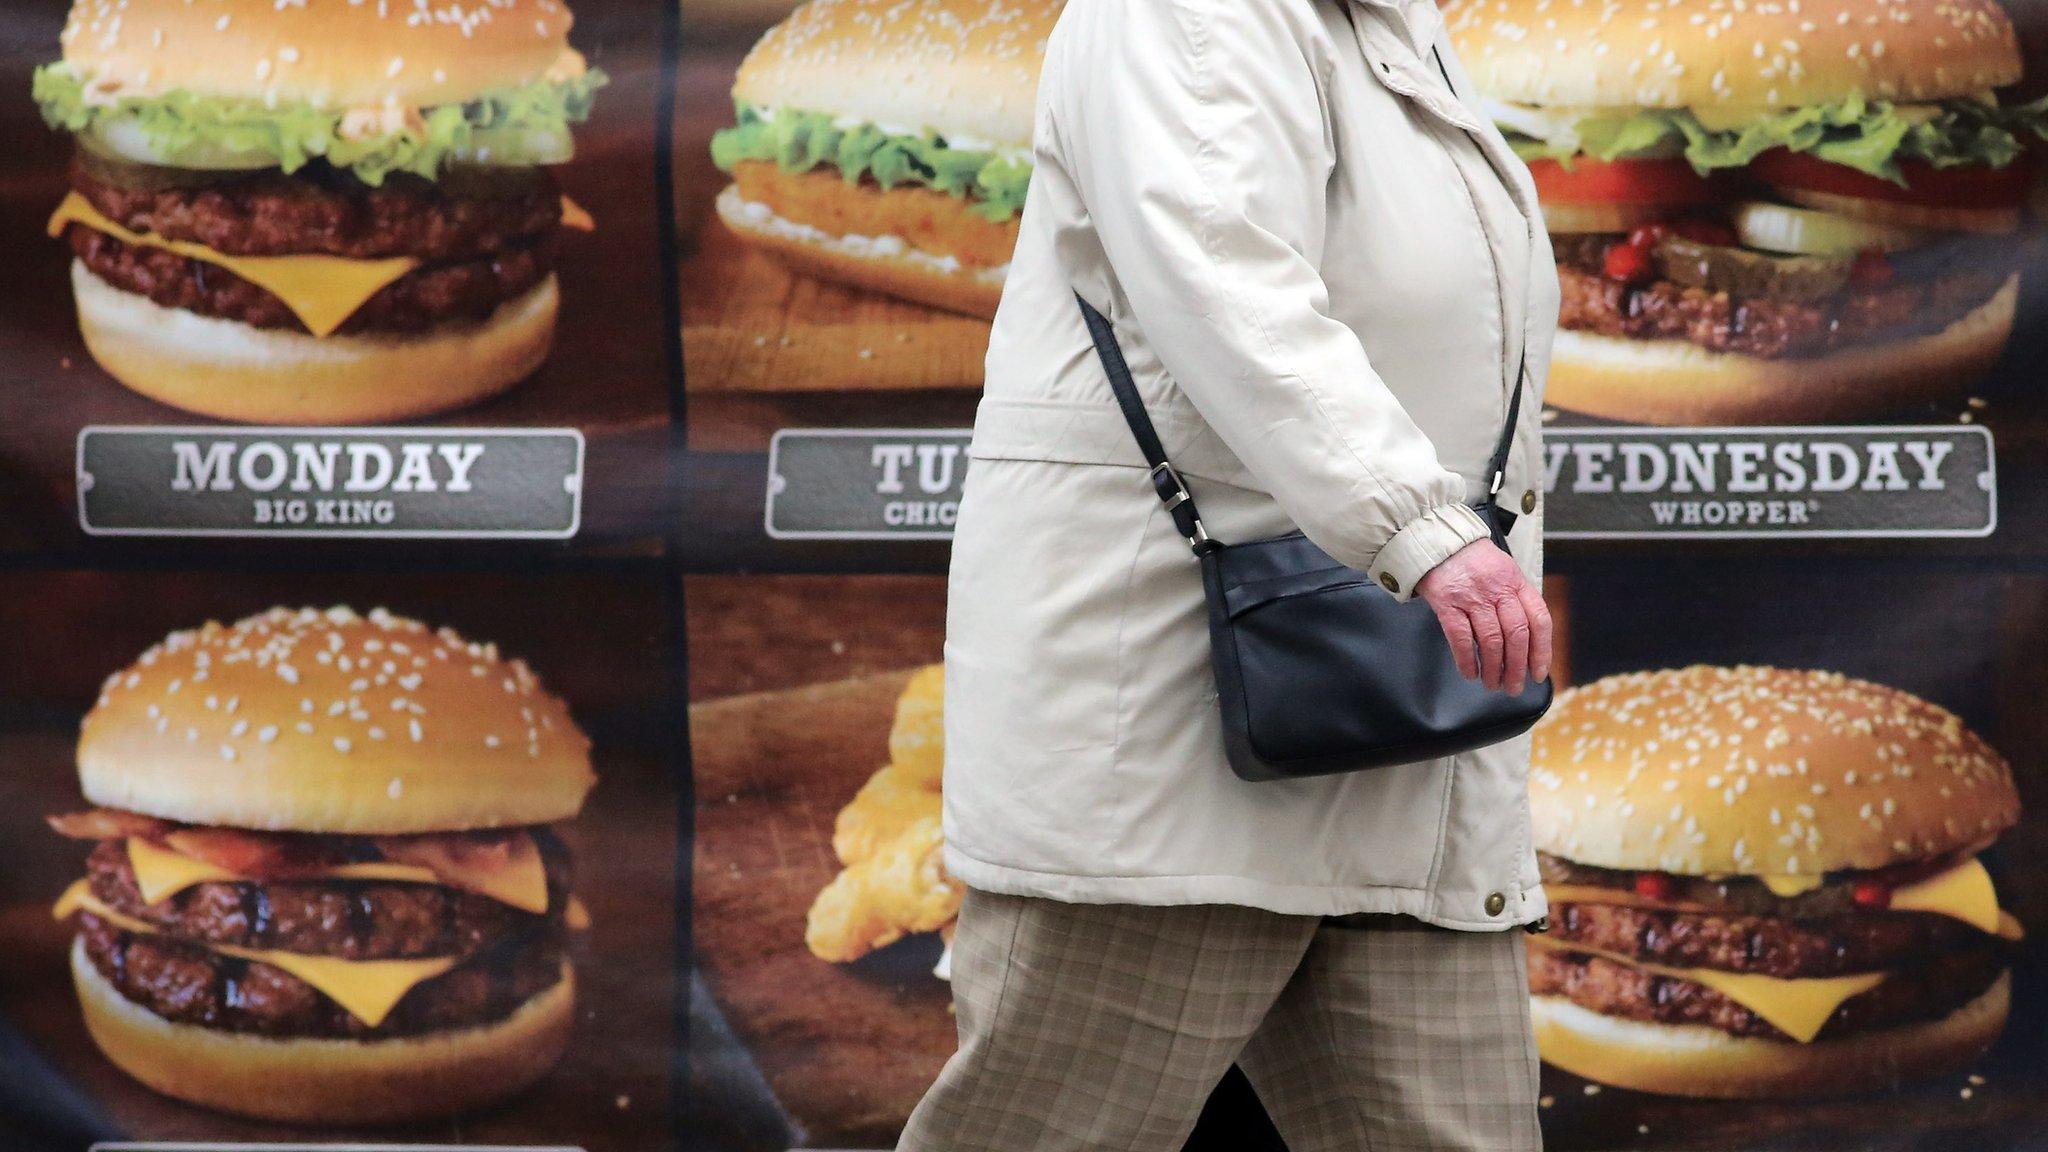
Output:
top-left (46, 809), bottom-right (172, 841)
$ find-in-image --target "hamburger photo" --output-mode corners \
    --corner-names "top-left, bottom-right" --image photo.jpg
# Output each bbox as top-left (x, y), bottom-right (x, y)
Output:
top-left (1445, 0), bottom-right (2046, 424)
top-left (35, 0), bottom-right (605, 424)
top-left (1527, 665), bottom-right (2022, 1098)
top-left (48, 606), bottom-right (596, 1124)
top-left (708, 0), bottom-right (1058, 318)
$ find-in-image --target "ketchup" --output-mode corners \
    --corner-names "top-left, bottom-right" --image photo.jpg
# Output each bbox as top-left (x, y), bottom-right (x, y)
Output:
top-left (1633, 871), bottom-right (1678, 901)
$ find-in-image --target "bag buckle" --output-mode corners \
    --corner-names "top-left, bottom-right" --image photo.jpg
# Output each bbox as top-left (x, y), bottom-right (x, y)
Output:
top-left (1149, 461), bottom-right (1193, 511)
top-left (1149, 462), bottom-right (1215, 554)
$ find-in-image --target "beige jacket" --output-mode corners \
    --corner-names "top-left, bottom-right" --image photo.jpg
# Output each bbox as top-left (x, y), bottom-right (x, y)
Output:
top-left (941, 0), bottom-right (1559, 928)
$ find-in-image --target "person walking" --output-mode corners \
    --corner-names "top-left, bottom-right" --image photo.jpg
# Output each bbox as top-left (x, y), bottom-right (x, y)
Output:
top-left (903, 0), bottom-right (1559, 1148)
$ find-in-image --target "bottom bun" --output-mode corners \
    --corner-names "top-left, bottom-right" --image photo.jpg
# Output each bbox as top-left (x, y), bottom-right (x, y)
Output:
top-left (1531, 971), bottom-right (2009, 1099)
top-left (73, 938), bottom-right (574, 1124)
top-left (1544, 273), bottom-right (2016, 425)
top-left (716, 185), bottom-right (1004, 319)
top-left (72, 262), bottom-right (558, 425)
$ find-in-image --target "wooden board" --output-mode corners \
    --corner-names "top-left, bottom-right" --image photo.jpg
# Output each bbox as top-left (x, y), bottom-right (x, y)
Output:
top-left (682, 222), bottom-right (994, 395)
top-left (690, 671), bottom-right (956, 1148)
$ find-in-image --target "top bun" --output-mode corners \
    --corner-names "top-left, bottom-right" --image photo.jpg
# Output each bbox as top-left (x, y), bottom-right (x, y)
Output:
top-left (1531, 666), bottom-right (2017, 877)
top-left (78, 606), bottom-right (595, 834)
top-left (1444, 0), bottom-right (2020, 109)
top-left (60, 0), bottom-right (582, 110)
top-left (733, 0), bottom-right (1059, 149)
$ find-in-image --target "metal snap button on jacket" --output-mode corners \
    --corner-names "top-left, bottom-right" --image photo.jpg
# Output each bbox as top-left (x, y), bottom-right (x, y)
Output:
top-left (1521, 489), bottom-right (1537, 514)
top-left (1484, 891), bottom-right (1506, 916)
top-left (1379, 572), bottom-right (1400, 593)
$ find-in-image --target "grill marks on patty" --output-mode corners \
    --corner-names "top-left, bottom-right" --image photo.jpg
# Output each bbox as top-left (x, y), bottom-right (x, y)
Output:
top-left (63, 164), bottom-right (564, 334)
top-left (1548, 900), bottom-right (1988, 980)
top-left (68, 227), bottom-right (555, 335)
top-left (1551, 235), bottom-right (2011, 359)
top-left (80, 912), bottom-right (565, 1040)
top-left (76, 835), bottom-right (571, 1039)
top-left (84, 838), bottom-right (568, 961)
top-left (74, 164), bottom-right (564, 262)
top-left (1528, 943), bottom-right (2007, 1042)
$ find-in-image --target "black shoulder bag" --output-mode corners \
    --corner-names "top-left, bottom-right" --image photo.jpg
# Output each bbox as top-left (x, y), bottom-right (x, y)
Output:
top-left (1075, 293), bottom-right (1552, 782)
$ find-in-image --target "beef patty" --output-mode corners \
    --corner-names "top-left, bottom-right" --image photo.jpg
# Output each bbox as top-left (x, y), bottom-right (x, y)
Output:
top-left (1550, 235), bottom-right (2011, 359)
top-left (1546, 899), bottom-right (1988, 979)
top-left (73, 161), bottom-right (563, 263)
top-left (67, 225), bottom-right (555, 334)
top-left (1528, 942), bottom-right (2006, 1041)
top-left (80, 911), bottom-right (564, 1040)
top-left (84, 837), bottom-right (568, 961)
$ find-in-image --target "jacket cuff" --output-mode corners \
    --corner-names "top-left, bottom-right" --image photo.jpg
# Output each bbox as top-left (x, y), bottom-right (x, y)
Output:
top-left (1366, 502), bottom-right (1493, 603)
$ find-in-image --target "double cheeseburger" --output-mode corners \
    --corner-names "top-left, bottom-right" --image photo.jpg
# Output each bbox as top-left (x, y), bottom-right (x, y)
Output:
top-left (1446, 0), bottom-right (2045, 424)
top-left (1529, 666), bottom-right (2022, 1098)
top-left (36, 0), bottom-right (605, 424)
top-left (50, 606), bottom-right (595, 1123)
top-left (709, 0), bottom-right (1058, 318)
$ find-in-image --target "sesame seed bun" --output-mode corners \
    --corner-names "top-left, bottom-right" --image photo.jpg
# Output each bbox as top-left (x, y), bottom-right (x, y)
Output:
top-left (1530, 666), bottom-right (2019, 877)
top-left (78, 606), bottom-right (595, 835)
top-left (1542, 273), bottom-right (2016, 425)
top-left (1444, 0), bottom-right (2021, 110)
top-left (59, 0), bottom-right (584, 110)
top-left (731, 0), bottom-right (1058, 148)
top-left (1530, 971), bottom-right (2010, 1098)
top-left (71, 264), bottom-right (557, 425)
top-left (74, 940), bottom-right (575, 1123)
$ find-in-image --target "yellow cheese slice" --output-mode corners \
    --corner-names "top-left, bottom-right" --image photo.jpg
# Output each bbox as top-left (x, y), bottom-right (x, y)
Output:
top-left (127, 837), bottom-right (241, 904)
top-left (1760, 874), bottom-right (1826, 898)
top-left (400, 833), bottom-right (552, 915)
top-left (1532, 936), bottom-right (1884, 1044)
top-left (560, 195), bottom-right (595, 231)
top-left (1681, 966), bottom-right (1885, 1044)
top-left (322, 861), bottom-right (445, 885)
top-left (48, 191), bottom-right (418, 337)
top-left (122, 834), bottom-right (549, 914)
top-left (55, 880), bottom-right (457, 1028)
top-left (1890, 858), bottom-right (2003, 935)
top-left (249, 948), bottom-right (457, 1028)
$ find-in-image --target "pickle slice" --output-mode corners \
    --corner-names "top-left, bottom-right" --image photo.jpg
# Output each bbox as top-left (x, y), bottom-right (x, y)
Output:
top-left (76, 136), bottom-right (261, 192)
top-left (84, 117), bottom-right (276, 173)
top-left (1653, 235), bottom-right (1852, 302)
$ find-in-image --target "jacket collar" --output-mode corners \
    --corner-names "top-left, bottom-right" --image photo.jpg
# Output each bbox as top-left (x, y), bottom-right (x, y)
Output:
top-left (1347, 0), bottom-right (1443, 58)
top-left (1343, 0), bottom-right (1480, 133)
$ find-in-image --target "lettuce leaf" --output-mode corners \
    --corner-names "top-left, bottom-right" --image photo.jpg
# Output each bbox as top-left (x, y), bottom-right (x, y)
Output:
top-left (1504, 96), bottom-right (2033, 184)
top-left (711, 103), bottom-right (1030, 222)
top-left (32, 62), bottom-right (606, 185)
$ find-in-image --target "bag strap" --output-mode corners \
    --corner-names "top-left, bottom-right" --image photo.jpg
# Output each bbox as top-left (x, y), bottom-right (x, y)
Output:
top-left (1076, 292), bottom-right (1527, 551)
top-left (1429, 43), bottom-right (1527, 502)
top-left (1075, 293), bottom-right (1215, 553)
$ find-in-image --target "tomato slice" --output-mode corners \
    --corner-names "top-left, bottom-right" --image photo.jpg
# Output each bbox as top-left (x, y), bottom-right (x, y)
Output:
top-left (1749, 148), bottom-right (2031, 208)
top-left (1527, 157), bottom-right (1726, 206)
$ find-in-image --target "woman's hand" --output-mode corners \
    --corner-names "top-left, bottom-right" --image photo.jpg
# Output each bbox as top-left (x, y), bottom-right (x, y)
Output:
top-left (1414, 541), bottom-right (1552, 695)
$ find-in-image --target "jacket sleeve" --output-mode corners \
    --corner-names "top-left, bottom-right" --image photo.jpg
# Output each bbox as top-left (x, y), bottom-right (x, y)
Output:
top-left (1053, 0), bottom-right (1490, 599)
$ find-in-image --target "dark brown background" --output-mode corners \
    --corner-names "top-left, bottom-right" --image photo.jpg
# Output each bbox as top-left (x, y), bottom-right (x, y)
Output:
top-left (0, 568), bottom-right (681, 1152)
top-left (0, 0), bottom-right (679, 555)
top-left (684, 570), bottom-right (2048, 1152)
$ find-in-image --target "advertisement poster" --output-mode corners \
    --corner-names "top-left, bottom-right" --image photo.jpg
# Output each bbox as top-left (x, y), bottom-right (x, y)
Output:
top-left (1, 0), bottom-right (2047, 1149)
